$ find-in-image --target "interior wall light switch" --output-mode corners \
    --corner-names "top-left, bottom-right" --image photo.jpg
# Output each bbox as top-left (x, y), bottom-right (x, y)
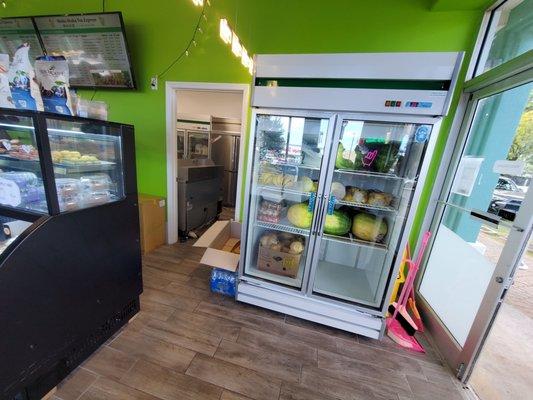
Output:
top-left (150, 76), bottom-right (158, 90)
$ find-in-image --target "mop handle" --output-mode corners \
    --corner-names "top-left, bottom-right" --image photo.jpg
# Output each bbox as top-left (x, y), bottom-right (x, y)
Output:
top-left (414, 231), bottom-right (431, 269)
top-left (392, 259), bottom-right (416, 321)
top-left (409, 231), bottom-right (431, 299)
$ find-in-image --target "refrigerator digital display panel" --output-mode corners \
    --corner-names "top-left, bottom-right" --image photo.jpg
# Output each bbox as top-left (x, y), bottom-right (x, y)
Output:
top-left (33, 12), bottom-right (136, 89)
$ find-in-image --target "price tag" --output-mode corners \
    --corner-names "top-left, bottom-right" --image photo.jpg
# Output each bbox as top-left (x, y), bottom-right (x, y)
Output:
top-left (327, 195), bottom-right (336, 215)
top-left (308, 192), bottom-right (316, 211)
top-left (1, 140), bottom-right (11, 151)
top-left (21, 145), bottom-right (33, 154)
top-left (0, 177), bottom-right (22, 207)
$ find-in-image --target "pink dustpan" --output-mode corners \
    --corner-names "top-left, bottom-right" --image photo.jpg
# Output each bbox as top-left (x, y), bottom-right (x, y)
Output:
top-left (386, 318), bottom-right (425, 353)
top-left (386, 232), bottom-right (431, 353)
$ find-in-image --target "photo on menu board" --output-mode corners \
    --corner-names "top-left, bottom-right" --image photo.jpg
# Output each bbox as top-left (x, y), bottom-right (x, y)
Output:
top-left (33, 12), bottom-right (136, 89)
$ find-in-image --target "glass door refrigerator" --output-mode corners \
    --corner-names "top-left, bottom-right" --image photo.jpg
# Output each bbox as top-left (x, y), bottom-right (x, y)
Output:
top-left (238, 52), bottom-right (463, 339)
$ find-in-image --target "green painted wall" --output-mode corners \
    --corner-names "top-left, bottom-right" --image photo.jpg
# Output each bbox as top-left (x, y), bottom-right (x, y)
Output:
top-left (1, 0), bottom-right (487, 244)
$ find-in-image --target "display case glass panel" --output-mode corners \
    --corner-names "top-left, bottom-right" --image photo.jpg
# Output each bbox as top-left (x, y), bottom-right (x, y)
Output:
top-left (0, 113), bottom-right (48, 213)
top-left (187, 131), bottom-right (209, 159)
top-left (46, 118), bottom-right (125, 212)
top-left (244, 113), bottom-right (331, 288)
top-left (312, 119), bottom-right (432, 307)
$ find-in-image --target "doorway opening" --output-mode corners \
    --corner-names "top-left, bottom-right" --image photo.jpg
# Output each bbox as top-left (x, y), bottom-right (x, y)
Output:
top-left (165, 82), bottom-right (250, 244)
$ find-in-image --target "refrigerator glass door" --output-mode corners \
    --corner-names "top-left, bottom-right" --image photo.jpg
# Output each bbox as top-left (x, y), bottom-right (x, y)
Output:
top-left (0, 113), bottom-right (48, 213)
top-left (177, 130), bottom-right (186, 159)
top-left (188, 131), bottom-right (210, 159)
top-left (45, 117), bottom-right (125, 212)
top-left (310, 118), bottom-right (433, 308)
top-left (244, 113), bottom-right (332, 288)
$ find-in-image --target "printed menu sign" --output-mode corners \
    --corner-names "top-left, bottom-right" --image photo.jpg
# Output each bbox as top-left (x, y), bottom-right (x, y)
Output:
top-left (34, 13), bottom-right (134, 88)
top-left (0, 17), bottom-right (43, 61)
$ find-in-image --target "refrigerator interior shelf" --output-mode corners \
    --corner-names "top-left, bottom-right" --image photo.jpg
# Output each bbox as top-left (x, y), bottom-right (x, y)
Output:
top-left (257, 185), bottom-right (313, 198)
top-left (268, 161), bottom-right (321, 172)
top-left (334, 168), bottom-right (405, 181)
top-left (322, 233), bottom-right (388, 252)
top-left (255, 218), bottom-right (310, 237)
top-left (53, 162), bottom-right (117, 175)
top-left (0, 157), bottom-right (117, 175)
top-left (313, 261), bottom-right (377, 306)
top-left (335, 199), bottom-right (398, 213)
top-left (0, 157), bottom-right (40, 173)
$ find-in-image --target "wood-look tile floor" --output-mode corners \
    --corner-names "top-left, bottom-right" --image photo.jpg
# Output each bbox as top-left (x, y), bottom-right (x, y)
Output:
top-left (52, 241), bottom-right (469, 400)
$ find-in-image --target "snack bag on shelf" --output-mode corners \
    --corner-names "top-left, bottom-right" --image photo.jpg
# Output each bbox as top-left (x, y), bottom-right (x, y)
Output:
top-left (35, 55), bottom-right (73, 115)
top-left (8, 44), bottom-right (43, 111)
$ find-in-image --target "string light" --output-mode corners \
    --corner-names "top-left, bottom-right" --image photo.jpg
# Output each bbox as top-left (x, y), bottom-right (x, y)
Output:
top-left (156, 0), bottom-right (209, 79)
top-left (219, 18), bottom-right (254, 75)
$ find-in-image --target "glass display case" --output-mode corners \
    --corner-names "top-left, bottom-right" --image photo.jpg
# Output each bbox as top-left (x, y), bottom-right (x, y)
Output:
top-left (0, 110), bottom-right (126, 215)
top-left (0, 108), bottom-right (141, 400)
top-left (0, 114), bottom-right (47, 213)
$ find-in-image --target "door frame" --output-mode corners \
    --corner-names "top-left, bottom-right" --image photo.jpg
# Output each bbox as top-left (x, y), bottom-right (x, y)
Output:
top-left (165, 81), bottom-right (250, 244)
top-left (415, 66), bottom-right (533, 380)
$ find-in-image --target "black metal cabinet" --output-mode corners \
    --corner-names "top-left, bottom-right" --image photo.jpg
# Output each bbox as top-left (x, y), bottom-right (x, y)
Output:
top-left (0, 109), bottom-right (141, 400)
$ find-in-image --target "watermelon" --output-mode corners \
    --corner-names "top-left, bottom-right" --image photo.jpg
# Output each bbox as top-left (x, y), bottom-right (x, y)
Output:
top-left (287, 203), bottom-right (313, 228)
top-left (323, 210), bottom-right (351, 236)
top-left (352, 213), bottom-right (388, 242)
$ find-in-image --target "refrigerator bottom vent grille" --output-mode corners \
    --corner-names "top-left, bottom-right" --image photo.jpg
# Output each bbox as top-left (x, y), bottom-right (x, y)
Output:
top-left (65, 298), bottom-right (139, 368)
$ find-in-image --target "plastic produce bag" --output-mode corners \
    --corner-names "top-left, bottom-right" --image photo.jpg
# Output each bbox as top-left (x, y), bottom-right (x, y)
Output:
top-left (8, 43), bottom-right (43, 111)
top-left (35, 55), bottom-right (73, 115)
top-left (0, 54), bottom-right (14, 108)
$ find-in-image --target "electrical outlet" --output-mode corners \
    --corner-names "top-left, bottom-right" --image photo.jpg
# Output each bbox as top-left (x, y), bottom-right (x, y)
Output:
top-left (150, 76), bottom-right (158, 90)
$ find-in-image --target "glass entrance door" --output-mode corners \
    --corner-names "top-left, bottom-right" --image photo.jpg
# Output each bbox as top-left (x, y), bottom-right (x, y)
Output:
top-left (418, 81), bottom-right (533, 381)
top-left (309, 116), bottom-right (435, 308)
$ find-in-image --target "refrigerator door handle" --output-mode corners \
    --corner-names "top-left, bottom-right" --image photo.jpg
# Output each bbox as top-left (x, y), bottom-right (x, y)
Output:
top-left (311, 194), bottom-right (327, 236)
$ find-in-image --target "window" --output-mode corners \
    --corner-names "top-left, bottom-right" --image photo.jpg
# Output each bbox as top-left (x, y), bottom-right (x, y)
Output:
top-left (475, 0), bottom-right (533, 76)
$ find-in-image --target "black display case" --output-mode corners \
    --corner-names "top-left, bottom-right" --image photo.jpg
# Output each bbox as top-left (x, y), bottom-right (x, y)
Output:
top-left (0, 109), bottom-right (142, 400)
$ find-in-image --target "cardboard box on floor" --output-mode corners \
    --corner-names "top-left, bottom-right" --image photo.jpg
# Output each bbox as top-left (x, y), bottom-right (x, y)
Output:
top-left (138, 194), bottom-right (166, 254)
top-left (194, 220), bottom-right (241, 272)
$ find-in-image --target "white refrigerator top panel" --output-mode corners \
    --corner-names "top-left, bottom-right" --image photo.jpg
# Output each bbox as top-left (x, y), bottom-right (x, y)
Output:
top-left (253, 86), bottom-right (448, 115)
top-left (255, 52), bottom-right (462, 80)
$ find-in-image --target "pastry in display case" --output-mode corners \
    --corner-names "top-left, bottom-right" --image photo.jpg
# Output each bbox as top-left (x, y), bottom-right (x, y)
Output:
top-left (0, 108), bottom-right (141, 400)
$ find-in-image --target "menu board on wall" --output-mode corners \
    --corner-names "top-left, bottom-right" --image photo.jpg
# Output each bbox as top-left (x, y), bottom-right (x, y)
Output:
top-left (0, 17), bottom-right (43, 61)
top-left (34, 13), bottom-right (135, 89)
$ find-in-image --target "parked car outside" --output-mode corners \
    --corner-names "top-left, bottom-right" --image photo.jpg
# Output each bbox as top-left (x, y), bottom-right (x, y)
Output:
top-left (488, 177), bottom-right (525, 221)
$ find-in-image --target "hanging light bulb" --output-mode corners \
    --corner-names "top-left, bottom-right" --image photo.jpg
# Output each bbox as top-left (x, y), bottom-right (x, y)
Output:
top-left (219, 19), bottom-right (232, 44)
top-left (198, 27), bottom-right (203, 34)
top-left (185, 50), bottom-right (189, 56)
top-left (192, 40), bottom-right (197, 47)
top-left (1, 2), bottom-right (6, 8)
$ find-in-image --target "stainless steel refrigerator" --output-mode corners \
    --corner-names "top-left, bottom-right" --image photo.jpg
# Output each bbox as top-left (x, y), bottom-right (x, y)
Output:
top-left (211, 117), bottom-right (241, 207)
